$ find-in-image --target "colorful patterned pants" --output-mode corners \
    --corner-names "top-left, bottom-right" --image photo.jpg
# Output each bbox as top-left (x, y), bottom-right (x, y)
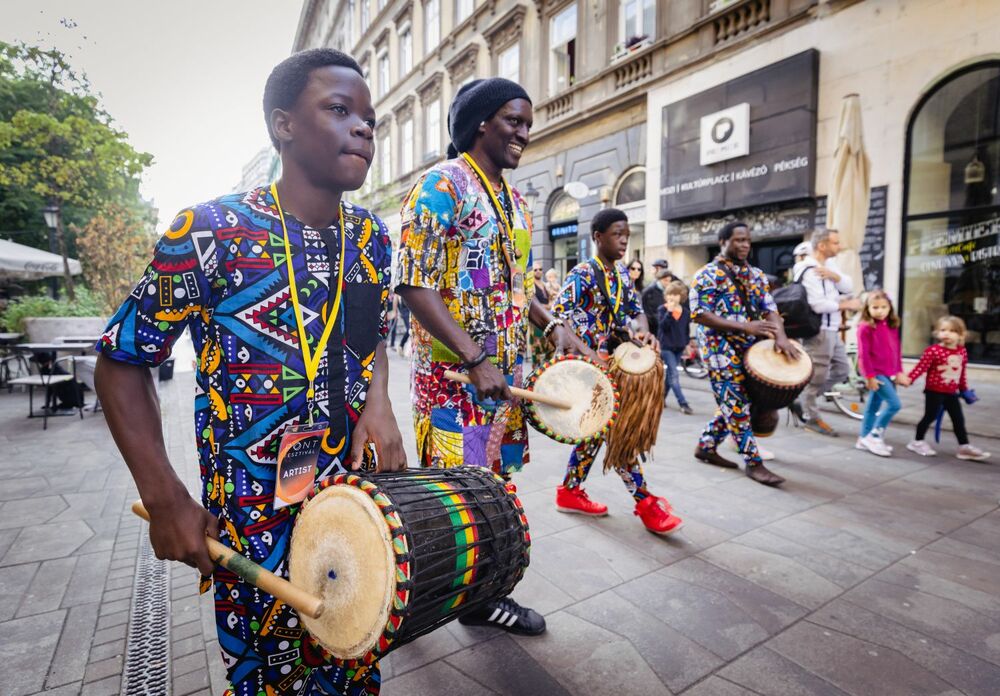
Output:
top-left (210, 564), bottom-right (380, 695)
top-left (699, 363), bottom-right (763, 469)
top-left (563, 436), bottom-right (650, 501)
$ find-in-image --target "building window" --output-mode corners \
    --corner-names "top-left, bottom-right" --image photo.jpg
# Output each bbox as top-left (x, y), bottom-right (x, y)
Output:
top-left (620, 0), bottom-right (655, 44)
top-left (615, 168), bottom-right (645, 207)
top-left (548, 190), bottom-right (581, 279)
top-left (377, 51), bottom-right (390, 98)
top-left (456, 0), bottom-right (475, 24)
top-left (549, 3), bottom-right (577, 95)
top-left (400, 119), bottom-right (414, 174)
top-left (346, 0), bottom-right (356, 47)
top-left (377, 0), bottom-right (387, 10)
top-left (399, 24), bottom-right (413, 75)
top-left (378, 130), bottom-right (392, 185)
top-left (424, 0), bottom-right (440, 55)
top-left (902, 61), bottom-right (1000, 366)
top-left (424, 98), bottom-right (441, 159)
top-left (360, 0), bottom-right (370, 33)
top-left (498, 43), bottom-right (519, 82)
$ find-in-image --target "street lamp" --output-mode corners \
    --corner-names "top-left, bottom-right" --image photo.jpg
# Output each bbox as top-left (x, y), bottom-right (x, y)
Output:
top-left (42, 203), bottom-right (60, 231)
top-left (522, 181), bottom-right (539, 215)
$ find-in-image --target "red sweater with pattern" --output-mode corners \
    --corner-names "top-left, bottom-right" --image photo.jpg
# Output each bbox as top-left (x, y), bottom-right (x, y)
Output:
top-left (907, 344), bottom-right (968, 394)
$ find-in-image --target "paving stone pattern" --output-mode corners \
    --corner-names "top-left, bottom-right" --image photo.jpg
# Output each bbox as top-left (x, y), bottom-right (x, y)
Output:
top-left (0, 346), bottom-right (998, 695)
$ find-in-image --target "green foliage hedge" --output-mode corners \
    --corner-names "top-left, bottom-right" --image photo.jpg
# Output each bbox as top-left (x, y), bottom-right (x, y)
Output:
top-left (0, 287), bottom-right (105, 332)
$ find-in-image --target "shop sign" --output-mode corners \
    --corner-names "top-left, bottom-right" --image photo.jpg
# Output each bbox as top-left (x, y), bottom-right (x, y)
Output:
top-left (549, 221), bottom-right (578, 240)
top-left (661, 50), bottom-right (818, 221)
top-left (700, 103), bottom-right (750, 165)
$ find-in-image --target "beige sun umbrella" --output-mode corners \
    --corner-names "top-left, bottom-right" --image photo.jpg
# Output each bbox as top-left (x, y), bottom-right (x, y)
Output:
top-left (826, 93), bottom-right (871, 291)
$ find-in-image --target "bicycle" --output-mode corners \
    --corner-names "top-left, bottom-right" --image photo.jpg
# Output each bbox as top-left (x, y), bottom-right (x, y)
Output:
top-left (680, 343), bottom-right (709, 379)
top-left (824, 341), bottom-right (867, 420)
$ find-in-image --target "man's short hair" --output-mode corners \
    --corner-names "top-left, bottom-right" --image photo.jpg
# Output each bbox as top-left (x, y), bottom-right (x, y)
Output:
top-left (718, 220), bottom-right (748, 243)
top-left (655, 268), bottom-right (673, 280)
top-left (812, 228), bottom-right (839, 248)
top-left (263, 49), bottom-right (363, 149)
top-left (591, 208), bottom-right (629, 234)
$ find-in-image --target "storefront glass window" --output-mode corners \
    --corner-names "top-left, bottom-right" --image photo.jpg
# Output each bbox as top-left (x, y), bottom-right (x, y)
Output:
top-left (902, 62), bottom-right (1000, 365)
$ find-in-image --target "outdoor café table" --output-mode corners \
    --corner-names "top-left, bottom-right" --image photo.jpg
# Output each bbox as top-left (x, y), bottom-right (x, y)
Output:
top-left (9, 342), bottom-right (92, 428)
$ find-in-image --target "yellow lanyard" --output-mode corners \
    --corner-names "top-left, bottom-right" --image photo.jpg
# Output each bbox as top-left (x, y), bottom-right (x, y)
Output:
top-left (270, 183), bottom-right (346, 422)
top-left (597, 257), bottom-right (623, 317)
top-left (461, 152), bottom-right (516, 244)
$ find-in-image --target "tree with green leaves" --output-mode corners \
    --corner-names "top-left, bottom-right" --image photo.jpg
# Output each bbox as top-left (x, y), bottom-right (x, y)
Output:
top-left (0, 40), bottom-right (152, 299)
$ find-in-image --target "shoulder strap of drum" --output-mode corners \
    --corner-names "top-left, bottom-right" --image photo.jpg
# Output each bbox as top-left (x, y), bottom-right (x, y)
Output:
top-left (588, 258), bottom-right (627, 330)
top-left (719, 262), bottom-right (758, 321)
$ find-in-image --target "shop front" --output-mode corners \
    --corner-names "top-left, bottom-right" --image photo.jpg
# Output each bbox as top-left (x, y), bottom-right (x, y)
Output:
top-left (658, 50), bottom-right (820, 280)
top-left (902, 61), bottom-right (1000, 366)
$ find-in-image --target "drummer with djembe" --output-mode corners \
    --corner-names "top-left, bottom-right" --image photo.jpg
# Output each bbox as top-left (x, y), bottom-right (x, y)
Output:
top-left (690, 221), bottom-right (803, 487)
top-left (549, 208), bottom-right (683, 534)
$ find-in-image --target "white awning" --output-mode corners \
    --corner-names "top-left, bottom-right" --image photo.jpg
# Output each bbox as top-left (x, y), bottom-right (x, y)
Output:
top-left (0, 238), bottom-right (83, 280)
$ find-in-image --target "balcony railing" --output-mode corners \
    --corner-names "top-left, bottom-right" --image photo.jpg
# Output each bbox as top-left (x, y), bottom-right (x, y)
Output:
top-left (713, 0), bottom-right (771, 45)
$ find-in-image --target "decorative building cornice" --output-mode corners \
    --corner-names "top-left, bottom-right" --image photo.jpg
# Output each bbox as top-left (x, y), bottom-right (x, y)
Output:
top-left (374, 27), bottom-right (391, 51)
top-left (483, 4), bottom-right (528, 54)
top-left (393, 95), bottom-right (416, 121)
top-left (417, 71), bottom-right (444, 104)
top-left (393, 1), bottom-right (413, 26)
top-left (446, 44), bottom-right (479, 81)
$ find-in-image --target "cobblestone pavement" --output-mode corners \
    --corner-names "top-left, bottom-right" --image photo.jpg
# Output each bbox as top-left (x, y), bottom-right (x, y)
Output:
top-left (1, 344), bottom-right (998, 695)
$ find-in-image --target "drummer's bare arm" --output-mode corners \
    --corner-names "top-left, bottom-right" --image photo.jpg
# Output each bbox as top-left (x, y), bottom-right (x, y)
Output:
top-left (396, 285), bottom-right (512, 401)
top-left (95, 355), bottom-right (218, 576)
top-left (350, 342), bottom-right (407, 472)
top-left (762, 311), bottom-right (802, 360)
top-left (632, 314), bottom-right (660, 352)
top-left (528, 296), bottom-right (597, 359)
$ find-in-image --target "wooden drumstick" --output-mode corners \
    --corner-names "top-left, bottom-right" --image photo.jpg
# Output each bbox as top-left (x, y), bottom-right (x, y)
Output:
top-left (443, 370), bottom-right (572, 410)
top-left (131, 500), bottom-right (324, 619)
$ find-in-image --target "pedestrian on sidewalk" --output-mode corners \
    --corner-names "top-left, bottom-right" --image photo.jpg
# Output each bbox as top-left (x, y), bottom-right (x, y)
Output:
top-left (855, 290), bottom-right (910, 457)
top-left (793, 229), bottom-right (862, 437)
top-left (690, 221), bottom-right (800, 487)
top-left (95, 48), bottom-right (408, 696)
top-left (906, 315), bottom-right (991, 461)
top-left (656, 280), bottom-right (693, 415)
top-left (641, 258), bottom-right (676, 335)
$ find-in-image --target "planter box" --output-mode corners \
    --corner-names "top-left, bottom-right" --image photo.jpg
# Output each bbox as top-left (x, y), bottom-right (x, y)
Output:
top-left (24, 316), bottom-right (107, 343)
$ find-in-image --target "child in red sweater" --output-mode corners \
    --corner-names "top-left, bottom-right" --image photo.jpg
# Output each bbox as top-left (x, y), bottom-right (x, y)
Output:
top-left (906, 316), bottom-right (990, 460)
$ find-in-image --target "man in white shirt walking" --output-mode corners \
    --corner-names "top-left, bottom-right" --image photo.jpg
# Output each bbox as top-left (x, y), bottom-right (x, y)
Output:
top-left (794, 229), bottom-right (861, 436)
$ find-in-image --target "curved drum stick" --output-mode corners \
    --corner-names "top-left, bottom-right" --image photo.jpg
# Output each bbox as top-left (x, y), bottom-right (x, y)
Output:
top-left (131, 500), bottom-right (324, 619)
top-left (443, 370), bottom-right (572, 410)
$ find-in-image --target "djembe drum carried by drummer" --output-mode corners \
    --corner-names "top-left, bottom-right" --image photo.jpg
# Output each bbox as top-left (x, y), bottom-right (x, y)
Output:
top-left (545, 208), bottom-right (683, 535)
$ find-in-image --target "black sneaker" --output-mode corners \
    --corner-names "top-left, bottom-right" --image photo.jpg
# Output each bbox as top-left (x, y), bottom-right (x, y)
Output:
top-left (458, 596), bottom-right (546, 636)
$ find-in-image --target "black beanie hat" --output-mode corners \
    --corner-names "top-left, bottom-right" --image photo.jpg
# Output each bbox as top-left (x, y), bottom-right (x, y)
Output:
top-left (446, 78), bottom-right (531, 159)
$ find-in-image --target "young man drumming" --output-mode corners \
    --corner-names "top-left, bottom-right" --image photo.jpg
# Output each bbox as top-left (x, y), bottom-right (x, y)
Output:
top-left (395, 77), bottom-right (589, 635)
top-left (95, 49), bottom-right (405, 695)
top-left (550, 208), bottom-right (683, 534)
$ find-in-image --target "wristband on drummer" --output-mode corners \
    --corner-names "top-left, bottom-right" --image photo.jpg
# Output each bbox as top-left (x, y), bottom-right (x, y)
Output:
top-left (463, 349), bottom-right (490, 371)
top-left (543, 318), bottom-right (564, 337)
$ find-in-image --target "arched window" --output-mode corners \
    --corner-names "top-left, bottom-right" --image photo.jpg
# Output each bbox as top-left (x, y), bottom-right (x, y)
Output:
top-left (614, 167), bottom-right (646, 207)
top-left (548, 190), bottom-right (580, 223)
top-left (902, 61), bottom-right (1000, 365)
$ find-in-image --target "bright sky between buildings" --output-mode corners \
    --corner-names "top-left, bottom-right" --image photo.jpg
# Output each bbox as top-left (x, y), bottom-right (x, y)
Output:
top-left (2, 1), bottom-right (304, 229)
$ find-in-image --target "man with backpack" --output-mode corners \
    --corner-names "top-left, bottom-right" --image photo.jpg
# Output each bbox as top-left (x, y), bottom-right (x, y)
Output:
top-left (791, 229), bottom-right (861, 436)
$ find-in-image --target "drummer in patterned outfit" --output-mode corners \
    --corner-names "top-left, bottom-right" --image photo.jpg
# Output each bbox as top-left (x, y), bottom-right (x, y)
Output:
top-left (689, 221), bottom-right (800, 486)
top-left (395, 78), bottom-right (588, 636)
top-left (95, 50), bottom-right (405, 695)
top-left (550, 208), bottom-right (682, 534)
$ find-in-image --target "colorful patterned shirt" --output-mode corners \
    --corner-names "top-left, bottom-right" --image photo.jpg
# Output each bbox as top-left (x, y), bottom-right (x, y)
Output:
top-left (97, 186), bottom-right (392, 565)
top-left (394, 157), bottom-right (534, 475)
top-left (689, 257), bottom-right (777, 367)
top-left (552, 259), bottom-right (641, 354)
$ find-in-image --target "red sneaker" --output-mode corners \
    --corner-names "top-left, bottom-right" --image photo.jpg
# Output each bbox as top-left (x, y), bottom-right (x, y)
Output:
top-left (634, 495), bottom-right (683, 535)
top-left (556, 485), bottom-right (609, 516)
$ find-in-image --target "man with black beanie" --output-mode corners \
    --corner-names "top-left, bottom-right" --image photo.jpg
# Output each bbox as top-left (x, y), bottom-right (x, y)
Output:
top-left (396, 78), bottom-right (590, 636)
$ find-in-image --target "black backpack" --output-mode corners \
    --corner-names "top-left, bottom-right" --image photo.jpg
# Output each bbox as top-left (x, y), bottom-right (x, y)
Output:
top-left (772, 267), bottom-right (821, 339)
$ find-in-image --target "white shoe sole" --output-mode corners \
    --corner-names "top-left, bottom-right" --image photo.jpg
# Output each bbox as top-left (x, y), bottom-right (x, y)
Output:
top-left (906, 445), bottom-right (936, 457)
top-left (956, 452), bottom-right (991, 461)
top-left (556, 505), bottom-right (608, 517)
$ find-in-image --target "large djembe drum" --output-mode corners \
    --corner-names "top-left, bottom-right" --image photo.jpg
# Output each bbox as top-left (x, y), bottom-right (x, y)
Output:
top-left (289, 467), bottom-right (530, 664)
top-left (523, 354), bottom-right (619, 445)
top-left (743, 338), bottom-right (813, 436)
top-left (604, 342), bottom-right (665, 470)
